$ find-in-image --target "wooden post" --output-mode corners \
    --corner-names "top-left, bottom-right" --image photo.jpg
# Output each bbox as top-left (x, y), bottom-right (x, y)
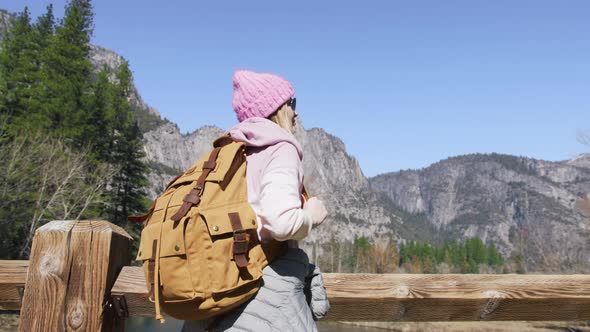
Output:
top-left (18, 220), bottom-right (132, 332)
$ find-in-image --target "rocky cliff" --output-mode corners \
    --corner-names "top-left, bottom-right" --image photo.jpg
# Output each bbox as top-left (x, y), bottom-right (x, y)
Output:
top-left (370, 153), bottom-right (590, 272)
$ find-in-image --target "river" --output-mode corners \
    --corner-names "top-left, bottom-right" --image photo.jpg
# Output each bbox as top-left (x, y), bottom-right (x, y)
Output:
top-left (125, 317), bottom-right (384, 331)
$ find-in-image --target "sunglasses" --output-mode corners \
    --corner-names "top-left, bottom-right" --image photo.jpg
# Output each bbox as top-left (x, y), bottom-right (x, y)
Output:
top-left (287, 97), bottom-right (296, 111)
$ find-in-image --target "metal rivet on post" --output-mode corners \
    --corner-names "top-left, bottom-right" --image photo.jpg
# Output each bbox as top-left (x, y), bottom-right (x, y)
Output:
top-left (213, 226), bottom-right (219, 232)
top-left (174, 245), bottom-right (180, 251)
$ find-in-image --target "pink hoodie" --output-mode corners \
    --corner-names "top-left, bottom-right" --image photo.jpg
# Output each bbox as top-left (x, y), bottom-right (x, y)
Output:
top-left (228, 117), bottom-right (312, 243)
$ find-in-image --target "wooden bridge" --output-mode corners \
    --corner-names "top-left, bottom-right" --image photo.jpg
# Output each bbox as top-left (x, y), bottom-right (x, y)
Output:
top-left (0, 220), bottom-right (589, 331)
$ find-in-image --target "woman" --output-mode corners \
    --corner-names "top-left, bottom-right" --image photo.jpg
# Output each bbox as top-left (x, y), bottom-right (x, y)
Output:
top-left (182, 70), bottom-right (329, 331)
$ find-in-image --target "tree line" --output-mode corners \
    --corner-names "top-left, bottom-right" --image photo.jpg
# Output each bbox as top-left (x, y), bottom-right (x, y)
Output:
top-left (314, 236), bottom-right (515, 274)
top-left (0, 0), bottom-right (147, 258)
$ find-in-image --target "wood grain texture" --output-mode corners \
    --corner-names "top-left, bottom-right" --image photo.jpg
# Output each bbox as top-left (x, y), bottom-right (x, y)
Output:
top-left (110, 268), bottom-right (590, 321)
top-left (19, 220), bottom-right (76, 331)
top-left (5, 262), bottom-right (590, 322)
top-left (0, 260), bottom-right (28, 310)
top-left (17, 220), bottom-right (132, 332)
top-left (323, 273), bottom-right (590, 321)
top-left (111, 266), bottom-right (153, 318)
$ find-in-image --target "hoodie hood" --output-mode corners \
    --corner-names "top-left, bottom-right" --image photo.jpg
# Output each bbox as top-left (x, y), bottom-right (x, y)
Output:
top-left (227, 117), bottom-right (303, 159)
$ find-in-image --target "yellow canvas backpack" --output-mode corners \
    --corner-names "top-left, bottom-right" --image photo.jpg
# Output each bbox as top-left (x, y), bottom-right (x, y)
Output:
top-left (129, 135), bottom-right (285, 322)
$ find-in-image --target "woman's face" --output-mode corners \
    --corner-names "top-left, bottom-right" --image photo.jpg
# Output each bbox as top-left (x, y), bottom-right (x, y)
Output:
top-left (286, 106), bottom-right (298, 134)
top-left (269, 99), bottom-right (298, 134)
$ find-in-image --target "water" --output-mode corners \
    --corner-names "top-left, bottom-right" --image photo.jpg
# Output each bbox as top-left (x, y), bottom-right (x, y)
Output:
top-left (125, 318), bottom-right (590, 332)
top-left (125, 317), bottom-right (384, 332)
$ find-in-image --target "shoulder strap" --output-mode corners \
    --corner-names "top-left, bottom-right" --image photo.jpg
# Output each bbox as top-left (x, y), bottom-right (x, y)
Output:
top-left (128, 134), bottom-right (235, 224)
top-left (170, 146), bottom-right (222, 222)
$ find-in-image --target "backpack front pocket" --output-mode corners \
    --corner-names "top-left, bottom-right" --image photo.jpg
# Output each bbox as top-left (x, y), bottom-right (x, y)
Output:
top-left (136, 221), bottom-right (161, 302)
top-left (200, 204), bottom-right (264, 294)
top-left (157, 216), bottom-right (197, 301)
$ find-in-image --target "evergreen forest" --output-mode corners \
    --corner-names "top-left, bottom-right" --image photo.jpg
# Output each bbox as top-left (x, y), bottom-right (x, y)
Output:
top-left (0, 1), bottom-right (148, 258)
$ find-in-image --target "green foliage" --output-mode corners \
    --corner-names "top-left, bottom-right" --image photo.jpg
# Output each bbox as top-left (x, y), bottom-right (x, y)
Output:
top-left (399, 237), bottom-right (505, 274)
top-left (487, 242), bottom-right (503, 266)
top-left (0, 0), bottom-right (149, 256)
top-left (83, 68), bottom-right (113, 161)
top-left (104, 62), bottom-right (149, 228)
top-left (465, 237), bottom-right (487, 265)
top-left (0, 7), bottom-right (49, 132)
top-left (41, 0), bottom-right (94, 143)
top-left (323, 236), bottom-right (504, 274)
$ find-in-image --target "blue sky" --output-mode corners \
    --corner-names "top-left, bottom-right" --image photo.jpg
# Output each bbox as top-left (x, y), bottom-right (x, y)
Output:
top-left (4, 0), bottom-right (589, 176)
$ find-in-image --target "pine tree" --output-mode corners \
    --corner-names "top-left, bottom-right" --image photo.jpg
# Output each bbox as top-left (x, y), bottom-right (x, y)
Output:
top-left (450, 241), bottom-right (463, 267)
top-left (84, 67), bottom-right (113, 161)
top-left (0, 7), bottom-right (45, 133)
top-left (42, 0), bottom-right (94, 143)
top-left (487, 242), bottom-right (500, 266)
top-left (352, 236), bottom-right (371, 272)
top-left (34, 4), bottom-right (55, 50)
top-left (468, 257), bottom-right (479, 274)
top-left (399, 242), bottom-right (406, 266)
top-left (474, 237), bottom-right (487, 264)
top-left (107, 62), bottom-right (148, 230)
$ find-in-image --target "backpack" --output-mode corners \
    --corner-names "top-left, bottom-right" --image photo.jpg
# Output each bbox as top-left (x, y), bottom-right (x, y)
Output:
top-left (129, 134), bottom-right (286, 322)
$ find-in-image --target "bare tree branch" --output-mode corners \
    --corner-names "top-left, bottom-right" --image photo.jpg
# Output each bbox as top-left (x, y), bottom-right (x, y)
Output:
top-left (0, 132), bottom-right (114, 258)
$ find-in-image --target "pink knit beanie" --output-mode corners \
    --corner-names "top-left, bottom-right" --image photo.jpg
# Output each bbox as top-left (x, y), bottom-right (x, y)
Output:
top-left (232, 70), bottom-right (295, 122)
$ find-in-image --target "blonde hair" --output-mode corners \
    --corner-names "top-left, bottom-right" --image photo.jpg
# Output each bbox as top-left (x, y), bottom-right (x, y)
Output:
top-left (268, 103), bottom-right (295, 133)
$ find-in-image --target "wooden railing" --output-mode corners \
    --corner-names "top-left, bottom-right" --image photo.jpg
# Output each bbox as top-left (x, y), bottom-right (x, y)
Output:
top-left (1, 220), bottom-right (589, 331)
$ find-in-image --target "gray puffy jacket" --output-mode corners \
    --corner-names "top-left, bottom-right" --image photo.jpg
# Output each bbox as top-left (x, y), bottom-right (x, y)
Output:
top-left (182, 248), bottom-right (330, 332)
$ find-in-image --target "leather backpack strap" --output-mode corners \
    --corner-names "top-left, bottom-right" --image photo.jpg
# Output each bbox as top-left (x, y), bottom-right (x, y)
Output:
top-left (147, 240), bottom-right (158, 300)
top-left (228, 212), bottom-right (250, 268)
top-left (170, 146), bottom-right (222, 222)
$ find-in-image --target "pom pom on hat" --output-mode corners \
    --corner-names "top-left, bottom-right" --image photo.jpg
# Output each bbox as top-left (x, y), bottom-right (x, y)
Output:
top-left (232, 70), bottom-right (295, 122)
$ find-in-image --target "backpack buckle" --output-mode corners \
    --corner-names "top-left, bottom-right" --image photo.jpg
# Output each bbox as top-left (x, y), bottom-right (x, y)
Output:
top-left (194, 185), bottom-right (204, 196)
top-left (232, 230), bottom-right (250, 268)
top-left (233, 230), bottom-right (249, 254)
